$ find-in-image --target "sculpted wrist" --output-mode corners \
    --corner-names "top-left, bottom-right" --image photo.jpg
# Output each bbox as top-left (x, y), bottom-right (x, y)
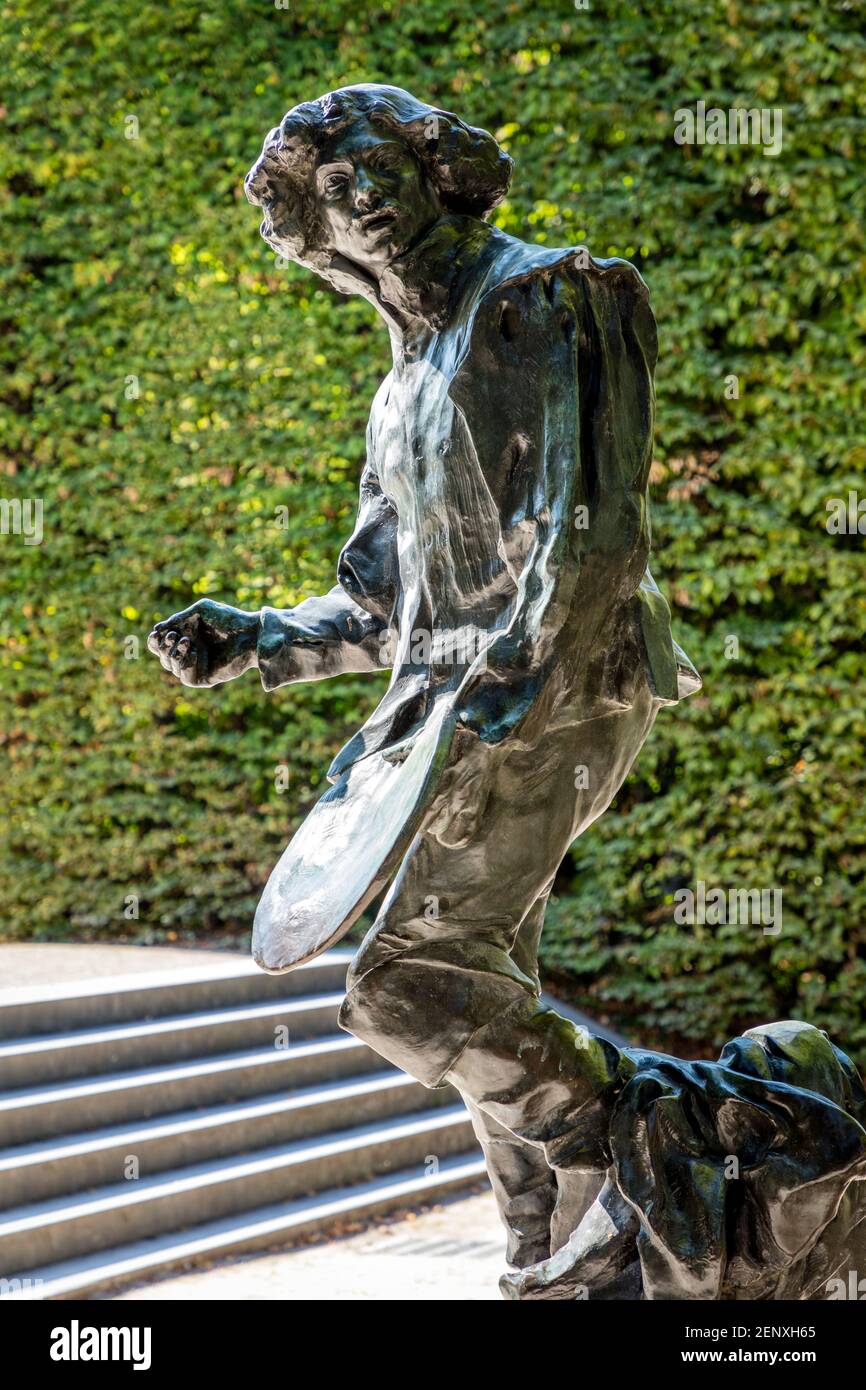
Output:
top-left (257, 607), bottom-right (295, 691)
top-left (240, 610), bottom-right (261, 668)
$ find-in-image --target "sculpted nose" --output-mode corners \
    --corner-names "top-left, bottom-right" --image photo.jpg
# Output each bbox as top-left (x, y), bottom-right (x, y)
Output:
top-left (354, 169), bottom-right (381, 213)
top-left (245, 162), bottom-right (268, 207)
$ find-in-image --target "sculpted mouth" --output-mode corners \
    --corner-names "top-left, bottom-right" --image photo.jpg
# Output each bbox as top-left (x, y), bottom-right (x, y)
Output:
top-left (359, 207), bottom-right (398, 233)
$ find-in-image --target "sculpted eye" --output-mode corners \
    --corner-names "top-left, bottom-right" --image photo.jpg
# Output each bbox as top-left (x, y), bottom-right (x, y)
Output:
top-left (322, 171), bottom-right (349, 197)
top-left (369, 145), bottom-right (403, 172)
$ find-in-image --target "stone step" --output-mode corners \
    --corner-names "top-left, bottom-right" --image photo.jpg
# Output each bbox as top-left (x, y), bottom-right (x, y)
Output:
top-left (0, 952), bottom-right (352, 1039)
top-left (0, 1034), bottom-right (380, 1145)
top-left (0, 993), bottom-right (344, 1089)
top-left (0, 1070), bottom-right (456, 1208)
top-left (0, 1106), bottom-right (476, 1275)
top-left (2, 1152), bottom-right (488, 1300)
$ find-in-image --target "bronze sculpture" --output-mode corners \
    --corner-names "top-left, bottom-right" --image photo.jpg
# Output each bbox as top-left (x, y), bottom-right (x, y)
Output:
top-left (149, 86), bottom-right (866, 1299)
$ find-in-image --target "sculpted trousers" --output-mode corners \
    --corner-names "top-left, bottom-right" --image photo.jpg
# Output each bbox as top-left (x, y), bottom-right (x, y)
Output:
top-left (339, 675), bottom-right (658, 1264)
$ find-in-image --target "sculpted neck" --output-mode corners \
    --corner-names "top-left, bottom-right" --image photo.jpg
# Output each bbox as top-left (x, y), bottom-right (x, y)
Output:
top-left (378, 213), bottom-right (494, 335)
top-left (322, 213), bottom-right (498, 357)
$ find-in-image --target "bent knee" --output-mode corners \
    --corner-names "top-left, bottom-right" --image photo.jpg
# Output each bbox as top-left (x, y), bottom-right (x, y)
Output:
top-left (339, 963), bottom-right (448, 1088)
top-left (340, 941), bottom-right (538, 1089)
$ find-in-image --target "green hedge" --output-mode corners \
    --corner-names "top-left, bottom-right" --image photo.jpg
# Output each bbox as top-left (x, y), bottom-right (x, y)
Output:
top-left (2, 0), bottom-right (865, 1062)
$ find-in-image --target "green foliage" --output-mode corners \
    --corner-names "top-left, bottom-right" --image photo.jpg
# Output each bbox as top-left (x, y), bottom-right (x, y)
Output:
top-left (1, 0), bottom-right (864, 1060)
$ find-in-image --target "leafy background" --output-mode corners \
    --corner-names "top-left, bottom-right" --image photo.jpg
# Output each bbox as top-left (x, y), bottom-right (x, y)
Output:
top-left (2, 0), bottom-right (864, 1062)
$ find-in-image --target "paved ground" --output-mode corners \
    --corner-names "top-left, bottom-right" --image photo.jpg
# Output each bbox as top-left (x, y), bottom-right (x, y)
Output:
top-left (101, 1190), bottom-right (504, 1301)
top-left (0, 942), bottom-right (245, 988)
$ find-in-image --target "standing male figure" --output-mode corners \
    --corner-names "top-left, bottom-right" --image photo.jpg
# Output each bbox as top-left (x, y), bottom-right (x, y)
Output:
top-left (149, 85), bottom-right (700, 1270)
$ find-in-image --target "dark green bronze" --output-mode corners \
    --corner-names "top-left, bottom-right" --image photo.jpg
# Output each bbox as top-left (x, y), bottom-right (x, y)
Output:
top-left (148, 86), bottom-right (866, 1299)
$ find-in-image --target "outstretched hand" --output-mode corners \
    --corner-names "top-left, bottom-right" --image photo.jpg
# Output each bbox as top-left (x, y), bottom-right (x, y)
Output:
top-left (147, 599), bottom-right (259, 687)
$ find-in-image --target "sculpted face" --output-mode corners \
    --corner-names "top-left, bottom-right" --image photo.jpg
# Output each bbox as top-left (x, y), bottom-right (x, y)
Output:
top-left (247, 87), bottom-right (514, 288)
top-left (313, 126), bottom-right (443, 270)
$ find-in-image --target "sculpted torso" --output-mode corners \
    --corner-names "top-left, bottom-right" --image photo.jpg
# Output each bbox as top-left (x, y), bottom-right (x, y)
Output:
top-left (370, 352), bottom-right (516, 676)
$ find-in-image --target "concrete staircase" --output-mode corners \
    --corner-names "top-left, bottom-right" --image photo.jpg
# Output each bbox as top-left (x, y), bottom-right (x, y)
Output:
top-left (0, 952), bottom-right (485, 1298)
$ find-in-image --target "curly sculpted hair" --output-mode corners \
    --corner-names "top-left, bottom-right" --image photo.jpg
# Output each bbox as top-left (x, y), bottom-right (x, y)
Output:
top-left (244, 84), bottom-right (513, 283)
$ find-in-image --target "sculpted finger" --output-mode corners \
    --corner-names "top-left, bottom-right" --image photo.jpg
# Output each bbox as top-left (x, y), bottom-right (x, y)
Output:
top-left (178, 648), bottom-right (202, 686)
top-left (146, 630), bottom-right (162, 657)
top-left (157, 631), bottom-right (180, 669)
top-left (169, 635), bottom-right (192, 663)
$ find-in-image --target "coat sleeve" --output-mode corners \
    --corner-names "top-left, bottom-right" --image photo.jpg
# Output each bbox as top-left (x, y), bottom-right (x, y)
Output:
top-left (449, 253), bottom-right (658, 688)
top-left (257, 454), bottom-right (400, 691)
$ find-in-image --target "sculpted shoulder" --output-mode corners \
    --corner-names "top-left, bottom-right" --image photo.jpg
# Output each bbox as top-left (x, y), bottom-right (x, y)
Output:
top-left (478, 228), bottom-right (650, 304)
top-left (453, 229), bottom-right (655, 378)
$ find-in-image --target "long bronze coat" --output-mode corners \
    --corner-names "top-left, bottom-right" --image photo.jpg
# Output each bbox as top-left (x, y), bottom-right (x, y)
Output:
top-left (252, 226), bottom-right (699, 971)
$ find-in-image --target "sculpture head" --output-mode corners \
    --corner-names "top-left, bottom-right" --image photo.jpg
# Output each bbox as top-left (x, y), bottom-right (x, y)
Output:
top-left (244, 84), bottom-right (512, 287)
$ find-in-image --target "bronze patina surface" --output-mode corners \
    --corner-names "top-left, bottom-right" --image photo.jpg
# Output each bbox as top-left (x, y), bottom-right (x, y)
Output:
top-left (149, 86), bottom-right (866, 1299)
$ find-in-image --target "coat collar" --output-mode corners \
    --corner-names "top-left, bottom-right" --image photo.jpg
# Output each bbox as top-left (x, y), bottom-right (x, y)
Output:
top-left (376, 214), bottom-right (496, 336)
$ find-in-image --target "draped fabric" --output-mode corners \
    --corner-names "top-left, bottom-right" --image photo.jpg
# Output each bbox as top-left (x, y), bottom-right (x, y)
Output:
top-left (506, 1021), bottom-right (866, 1300)
top-left (253, 233), bottom-right (701, 968)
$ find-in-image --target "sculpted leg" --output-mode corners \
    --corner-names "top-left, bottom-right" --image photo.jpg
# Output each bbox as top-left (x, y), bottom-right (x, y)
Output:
top-left (500, 890), bottom-right (604, 1255)
top-left (340, 689), bottom-right (658, 1184)
top-left (459, 898), bottom-right (557, 1266)
top-left (464, 1100), bottom-right (556, 1267)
